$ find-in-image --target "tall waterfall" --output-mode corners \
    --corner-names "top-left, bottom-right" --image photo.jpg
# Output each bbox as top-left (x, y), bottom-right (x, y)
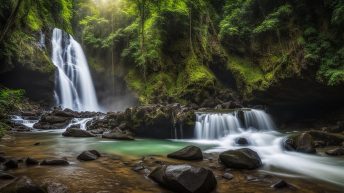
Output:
top-left (52, 28), bottom-right (99, 111)
top-left (195, 109), bottom-right (275, 139)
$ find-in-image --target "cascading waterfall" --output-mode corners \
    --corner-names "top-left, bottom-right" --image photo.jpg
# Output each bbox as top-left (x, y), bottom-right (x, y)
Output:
top-left (195, 109), bottom-right (274, 139)
top-left (51, 28), bottom-right (100, 112)
top-left (192, 109), bottom-right (344, 186)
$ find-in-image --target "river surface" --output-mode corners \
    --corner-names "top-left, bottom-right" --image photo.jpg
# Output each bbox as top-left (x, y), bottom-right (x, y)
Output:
top-left (0, 131), bottom-right (343, 192)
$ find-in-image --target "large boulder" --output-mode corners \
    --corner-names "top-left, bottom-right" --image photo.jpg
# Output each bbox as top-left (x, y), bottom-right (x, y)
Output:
top-left (0, 176), bottom-right (45, 193)
top-left (62, 128), bottom-right (95, 137)
top-left (219, 148), bottom-right (262, 169)
top-left (307, 130), bottom-right (344, 146)
top-left (148, 164), bottom-right (217, 193)
top-left (167, 146), bottom-right (203, 160)
top-left (102, 129), bottom-right (134, 140)
top-left (282, 132), bottom-right (316, 154)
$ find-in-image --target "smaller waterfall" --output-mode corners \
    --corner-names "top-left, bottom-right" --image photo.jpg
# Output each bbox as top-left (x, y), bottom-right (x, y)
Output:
top-left (52, 28), bottom-right (100, 112)
top-left (195, 109), bottom-right (275, 139)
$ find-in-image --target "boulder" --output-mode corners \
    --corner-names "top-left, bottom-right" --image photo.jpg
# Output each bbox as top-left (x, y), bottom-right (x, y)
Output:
top-left (62, 128), bottom-right (95, 137)
top-left (296, 133), bottom-right (316, 154)
top-left (4, 159), bottom-right (18, 169)
top-left (307, 130), bottom-right (344, 146)
top-left (325, 147), bottom-right (344, 156)
top-left (0, 172), bottom-right (15, 180)
top-left (235, 137), bottom-right (249, 145)
top-left (77, 150), bottom-right (100, 161)
top-left (219, 148), bottom-right (262, 169)
top-left (25, 157), bottom-right (39, 166)
top-left (102, 129), bottom-right (134, 140)
top-left (148, 164), bottom-right (217, 193)
top-left (40, 159), bottom-right (69, 166)
top-left (167, 145), bottom-right (203, 160)
top-left (41, 180), bottom-right (70, 193)
top-left (41, 181), bottom-right (70, 193)
top-left (0, 176), bottom-right (45, 193)
top-left (283, 132), bottom-right (316, 154)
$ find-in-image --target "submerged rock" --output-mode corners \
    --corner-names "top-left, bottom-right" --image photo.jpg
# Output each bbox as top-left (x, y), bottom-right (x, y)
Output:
top-left (222, 172), bottom-right (234, 180)
top-left (77, 150), bottom-right (101, 161)
top-left (62, 128), bottom-right (95, 137)
top-left (40, 159), bottom-right (69, 166)
top-left (41, 180), bottom-right (70, 193)
top-left (325, 147), bottom-right (344, 156)
top-left (148, 164), bottom-right (217, 193)
top-left (25, 157), bottom-right (39, 166)
top-left (167, 145), bottom-right (203, 160)
top-left (219, 148), bottom-right (262, 169)
top-left (0, 176), bottom-right (45, 193)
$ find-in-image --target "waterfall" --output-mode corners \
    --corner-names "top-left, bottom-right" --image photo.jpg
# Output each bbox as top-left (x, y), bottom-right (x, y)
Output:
top-left (51, 28), bottom-right (100, 112)
top-left (194, 109), bottom-right (275, 139)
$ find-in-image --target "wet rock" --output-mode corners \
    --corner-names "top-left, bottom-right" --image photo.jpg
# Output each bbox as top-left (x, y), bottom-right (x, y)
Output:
top-left (0, 176), bottom-right (45, 193)
top-left (167, 145), bottom-right (203, 160)
top-left (77, 150), bottom-right (100, 161)
top-left (237, 110), bottom-right (245, 126)
top-left (33, 142), bottom-right (40, 146)
top-left (246, 175), bottom-right (259, 182)
top-left (235, 137), bottom-right (249, 145)
top-left (219, 148), bottom-right (262, 169)
top-left (325, 147), bottom-right (344, 156)
top-left (4, 159), bottom-right (18, 169)
top-left (222, 172), bottom-right (234, 180)
top-left (296, 133), bottom-right (316, 154)
top-left (132, 165), bottom-right (145, 172)
top-left (0, 172), bottom-right (15, 180)
top-left (148, 164), bottom-right (217, 193)
top-left (41, 180), bottom-right (70, 193)
top-left (62, 128), bottom-right (95, 137)
top-left (25, 157), bottom-right (39, 166)
top-left (0, 155), bottom-right (6, 162)
top-left (12, 124), bottom-right (32, 132)
top-left (283, 133), bottom-right (316, 154)
top-left (34, 115), bottom-right (72, 130)
top-left (314, 140), bottom-right (326, 148)
top-left (308, 130), bottom-right (344, 146)
top-left (89, 150), bottom-right (101, 157)
top-left (102, 129), bottom-right (134, 140)
top-left (89, 128), bottom-right (106, 135)
top-left (271, 180), bottom-right (291, 189)
top-left (40, 159), bottom-right (69, 166)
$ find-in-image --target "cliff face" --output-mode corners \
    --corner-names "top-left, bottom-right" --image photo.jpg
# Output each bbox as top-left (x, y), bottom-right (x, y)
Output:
top-left (1, 0), bottom-right (344, 117)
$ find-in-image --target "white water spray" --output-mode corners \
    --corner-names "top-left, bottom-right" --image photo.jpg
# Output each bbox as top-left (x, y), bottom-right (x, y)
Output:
top-left (51, 28), bottom-right (99, 112)
top-left (192, 109), bottom-right (344, 186)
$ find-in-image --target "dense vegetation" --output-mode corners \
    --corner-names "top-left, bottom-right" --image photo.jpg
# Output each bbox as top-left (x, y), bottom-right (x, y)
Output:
top-left (1, 0), bottom-right (344, 107)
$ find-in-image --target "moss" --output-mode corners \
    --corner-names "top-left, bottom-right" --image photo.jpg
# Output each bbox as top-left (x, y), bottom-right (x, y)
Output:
top-left (27, 9), bottom-right (43, 31)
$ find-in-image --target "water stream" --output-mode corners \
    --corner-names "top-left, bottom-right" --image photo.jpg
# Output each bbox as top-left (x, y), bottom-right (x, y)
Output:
top-left (189, 109), bottom-right (344, 186)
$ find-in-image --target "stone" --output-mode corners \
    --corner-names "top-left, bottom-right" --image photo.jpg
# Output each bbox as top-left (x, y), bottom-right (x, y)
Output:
top-left (235, 137), bottom-right (249, 145)
top-left (4, 159), bottom-right (18, 169)
top-left (0, 172), bottom-right (15, 180)
top-left (219, 148), bottom-right (262, 169)
top-left (271, 180), bottom-right (291, 189)
top-left (0, 176), bottom-right (45, 193)
top-left (62, 128), bottom-right (95, 137)
top-left (77, 151), bottom-right (99, 161)
top-left (25, 157), bottom-right (39, 165)
top-left (40, 159), bottom-right (69, 166)
top-left (167, 145), bottom-right (203, 160)
top-left (0, 155), bottom-right (6, 162)
top-left (148, 164), bottom-right (217, 193)
top-left (296, 133), bottom-right (316, 154)
top-left (222, 173), bottom-right (234, 180)
top-left (102, 129), bottom-right (134, 140)
top-left (41, 180), bottom-right (70, 193)
top-left (325, 147), bottom-right (344, 156)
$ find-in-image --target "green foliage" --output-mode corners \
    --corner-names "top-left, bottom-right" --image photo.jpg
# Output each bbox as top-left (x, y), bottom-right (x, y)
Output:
top-left (0, 89), bottom-right (25, 137)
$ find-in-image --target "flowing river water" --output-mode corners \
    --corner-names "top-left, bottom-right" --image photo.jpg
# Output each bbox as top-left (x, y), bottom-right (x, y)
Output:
top-left (0, 109), bottom-right (343, 192)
